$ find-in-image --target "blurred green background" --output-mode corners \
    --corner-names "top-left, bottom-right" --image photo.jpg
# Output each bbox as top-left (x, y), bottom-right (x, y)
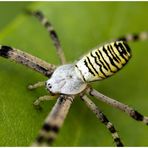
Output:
top-left (0, 1), bottom-right (148, 146)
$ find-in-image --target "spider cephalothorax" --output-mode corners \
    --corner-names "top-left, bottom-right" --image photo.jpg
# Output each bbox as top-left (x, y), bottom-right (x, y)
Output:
top-left (46, 64), bottom-right (86, 95)
top-left (0, 10), bottom-right (148, 147)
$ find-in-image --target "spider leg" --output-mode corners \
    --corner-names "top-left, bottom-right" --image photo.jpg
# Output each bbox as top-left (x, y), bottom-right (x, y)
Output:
top-left (0, 45), bottom-right (56, 77)
top-left (33, 95), bottom-right (56, 109)
top-left (86, 87), bottom-right (148, 125)
top-left (27, 10), bottom-right (67, 89)
top-left (32, 95), bottom-right (75, 146)
top-left (116, 31), bottom-right (148, 42)
top-left (80, 94), bottom-right (123, 147)
top-left (28, 81), bottom-right (45, 90)
top-left (29, 10), bottom-right (66, 64)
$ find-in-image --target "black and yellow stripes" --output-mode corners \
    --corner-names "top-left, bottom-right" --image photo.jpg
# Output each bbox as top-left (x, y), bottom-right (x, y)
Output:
top-left (0, 45), bottom-right (56, 77)
top-left (75, 41), bottom-right (131, 82)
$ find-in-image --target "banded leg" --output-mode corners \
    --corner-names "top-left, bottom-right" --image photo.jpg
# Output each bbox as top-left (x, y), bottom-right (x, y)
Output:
top-left (30, 10), bottom-right (66, 64)
top-left (27, 10), bottom-right (67, 88)
top-left (28, 81), bottom-right (45, 90)
top-left (0, 45), bottom-right (56, 77)
top-left (32, 95), bottom-right (75, 146)
top-left (80, 94), bottom-right (123, 147)
top-left (116, 31), bottom-right (148, 42)
top-left (86, 87), bottom-right (148, 125)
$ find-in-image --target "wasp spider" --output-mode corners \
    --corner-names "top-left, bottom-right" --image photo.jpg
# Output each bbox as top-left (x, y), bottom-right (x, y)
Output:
top-left (0, 10), bottom-right (148, 147)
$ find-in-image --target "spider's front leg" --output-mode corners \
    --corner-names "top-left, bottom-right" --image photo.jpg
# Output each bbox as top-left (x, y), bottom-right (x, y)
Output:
top-left (32, 95), bottom-right (74, 146)
top-left (28, 81), bottom-right (46, 90)
top-left (27, 10), bottom-right (66, 91)
top-left (0, 45), bottom-right (56, 77)
top-left (28, 10), bottom-right (66, 64)
top-left (28, 81), bottom-right (57, 108)
top-left (33, 95), bottom-right (56, 110)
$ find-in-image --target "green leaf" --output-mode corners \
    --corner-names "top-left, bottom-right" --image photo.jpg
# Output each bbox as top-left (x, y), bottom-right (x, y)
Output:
top-left (0, 2), bottom-right (148, 146)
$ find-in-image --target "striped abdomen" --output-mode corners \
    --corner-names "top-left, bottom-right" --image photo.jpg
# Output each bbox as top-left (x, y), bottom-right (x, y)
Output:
top-left (75, 41), bottom-right (131, 82)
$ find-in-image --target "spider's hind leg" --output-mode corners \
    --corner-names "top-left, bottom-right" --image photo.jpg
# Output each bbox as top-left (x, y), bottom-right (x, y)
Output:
top-left (87, 87), bottom-right (148, 125)
top-left (116, 31), bottom-right (148, 42)
top-left (80, 94), bottom-right (123, 147)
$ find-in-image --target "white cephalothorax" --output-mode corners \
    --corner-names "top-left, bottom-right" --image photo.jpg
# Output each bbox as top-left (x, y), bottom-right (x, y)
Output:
top-left (46, 64), bottom-right (87, 95)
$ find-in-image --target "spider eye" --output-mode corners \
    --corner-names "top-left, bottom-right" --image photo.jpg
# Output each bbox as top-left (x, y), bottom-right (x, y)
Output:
top-left (48, 83), bottom-right (52, 89)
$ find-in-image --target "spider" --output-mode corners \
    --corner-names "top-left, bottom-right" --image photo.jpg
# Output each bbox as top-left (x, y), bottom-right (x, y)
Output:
top-left (0, 10), bottom-right (148, 147)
